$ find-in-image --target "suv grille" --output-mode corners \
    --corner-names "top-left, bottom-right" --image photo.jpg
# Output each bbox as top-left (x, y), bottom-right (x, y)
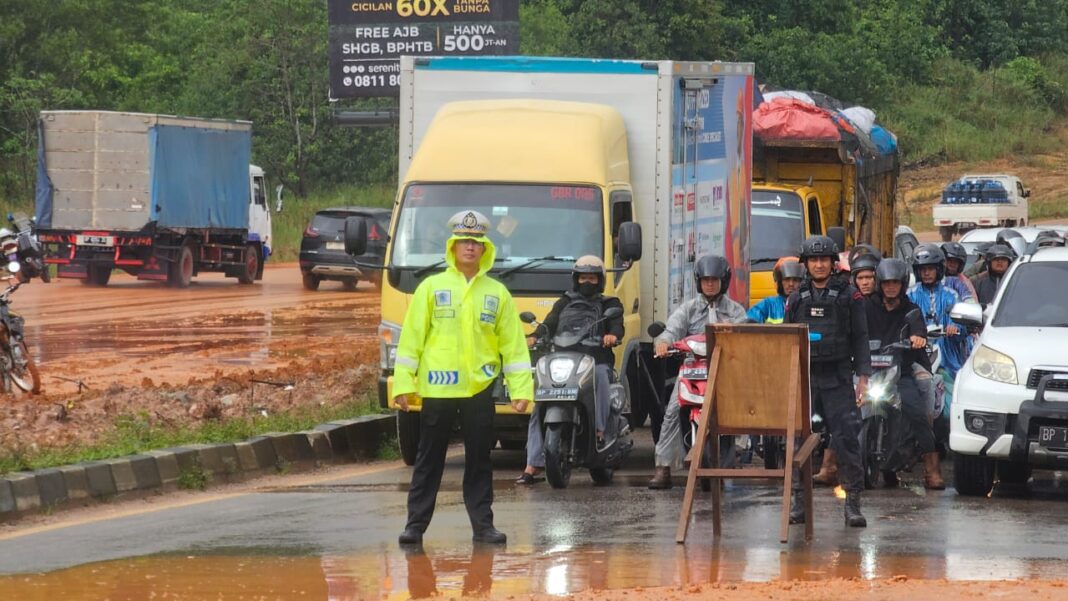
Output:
top-left (1027, 369), bottom-right (1068, 391)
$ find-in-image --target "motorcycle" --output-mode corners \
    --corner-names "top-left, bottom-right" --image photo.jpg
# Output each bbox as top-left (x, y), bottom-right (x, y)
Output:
top-left (859, 318), bottom-right (943, 488)
top-left (0, 279), bottom-right (41, 393)
top-left (5, 212), bottom-right (50, 283)
top-left (521, 307), bottom-right (633, 488)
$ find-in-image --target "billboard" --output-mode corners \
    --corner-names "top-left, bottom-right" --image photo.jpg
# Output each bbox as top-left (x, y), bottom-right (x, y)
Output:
top-left (328, 0), bottom-right (520, 98)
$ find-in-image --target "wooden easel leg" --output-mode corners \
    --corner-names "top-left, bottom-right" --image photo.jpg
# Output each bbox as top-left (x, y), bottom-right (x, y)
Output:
top-left (710, 434), bottom-right (722, 536)
top-left (780, 354), bottom-right (801, 544)
top-left (676, 441), bottom-right (700, 544)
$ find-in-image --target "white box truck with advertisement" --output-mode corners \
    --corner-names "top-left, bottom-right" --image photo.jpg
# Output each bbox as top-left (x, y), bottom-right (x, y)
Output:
top-left (366, 56), bottom-right (753, 464)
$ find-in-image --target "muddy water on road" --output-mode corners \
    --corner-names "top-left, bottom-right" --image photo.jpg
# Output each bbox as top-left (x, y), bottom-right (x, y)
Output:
top-left (12, 266), bottom-right (381, 392)
top-left (2, 545), bottom-right (1065, 600)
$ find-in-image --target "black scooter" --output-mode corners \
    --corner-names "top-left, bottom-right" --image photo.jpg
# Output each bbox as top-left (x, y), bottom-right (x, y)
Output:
top-left (520, 307), bottom-right (633, 488)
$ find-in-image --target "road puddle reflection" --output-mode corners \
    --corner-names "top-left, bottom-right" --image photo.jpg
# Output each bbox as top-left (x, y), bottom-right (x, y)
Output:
top-left (2, 544), bottom-right (1064, 600)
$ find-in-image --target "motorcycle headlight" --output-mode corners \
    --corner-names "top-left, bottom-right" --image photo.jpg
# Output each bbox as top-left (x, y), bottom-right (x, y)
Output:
top-left (686, 339), bottom-right (707, 356)
top-left (972, 345), bottom-right (1017, 385)
top-left (549, 357), bottom-right (575, 384)
top-left (868, 382), bottom-right (888, 401)
top-left (6, 260), bottom-right (19, 274)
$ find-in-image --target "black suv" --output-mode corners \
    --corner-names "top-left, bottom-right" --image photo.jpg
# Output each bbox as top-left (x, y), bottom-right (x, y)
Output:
top-left (299, 207), bottom-right (390, 291)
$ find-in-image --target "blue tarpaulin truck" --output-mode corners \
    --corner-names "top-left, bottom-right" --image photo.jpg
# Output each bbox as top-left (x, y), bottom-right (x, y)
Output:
top-left (35, 111), bottom-right (274, 287)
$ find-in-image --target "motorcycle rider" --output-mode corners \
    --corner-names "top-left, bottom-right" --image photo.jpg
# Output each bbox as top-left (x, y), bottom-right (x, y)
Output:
top-left (940, 242), bottom-right (977, 303)
top-left (907, 244), bottom-right (967, 380)
top-left (867, 258), bottom-right (945, 489)
top-left (747, 257), bottom-right (805, 324)
top-left (786, 235), bottom-right (871, 528)
top-left (850, 252), bottom-right (880, 298)
top-left (516, 255), bottom-right (625, 484)
top-left (970, 243), bottom-right (1014, 307)
top-left (647, 254), bottom-right (747, 489)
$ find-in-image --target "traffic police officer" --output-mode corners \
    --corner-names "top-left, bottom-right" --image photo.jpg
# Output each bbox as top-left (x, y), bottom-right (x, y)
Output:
top-left (394, 210), bottom-right (533, 546)
top-left (786, 235), bottom-right (872, 527)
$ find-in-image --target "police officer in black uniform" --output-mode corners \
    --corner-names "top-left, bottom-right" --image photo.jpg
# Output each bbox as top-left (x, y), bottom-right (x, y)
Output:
top-left (786, 235), bottom-right (872, 527)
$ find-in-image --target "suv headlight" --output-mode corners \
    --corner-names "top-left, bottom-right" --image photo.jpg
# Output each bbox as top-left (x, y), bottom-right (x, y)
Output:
top-left (972, 345), bottom-right (1018, 385)
top-left (378, 321), bottom-right (401, 370)
top-left (549, 357), bottom-right (575, 384)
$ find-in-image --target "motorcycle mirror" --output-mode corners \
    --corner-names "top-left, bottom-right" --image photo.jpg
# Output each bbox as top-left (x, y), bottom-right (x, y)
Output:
top-left (602, 306), bottom-right (623, 320)
top-left (647, 321), bottom-right (666, 338)
top-left (519, 311), bottom-right (537, 324)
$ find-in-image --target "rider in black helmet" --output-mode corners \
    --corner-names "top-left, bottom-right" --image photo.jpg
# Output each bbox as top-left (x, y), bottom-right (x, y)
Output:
top-left (648, 254), bottom-right (747, 489)
top-left (971, 243), bottom-right (1015, 307)
top-left (786, 235), bottom-right (872, 528)
top-left (868, 258), bottom-right (944, 489)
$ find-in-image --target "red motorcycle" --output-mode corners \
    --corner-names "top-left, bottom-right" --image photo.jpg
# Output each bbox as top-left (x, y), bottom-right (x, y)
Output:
top-left (650, 322), bottom-right (715, 491)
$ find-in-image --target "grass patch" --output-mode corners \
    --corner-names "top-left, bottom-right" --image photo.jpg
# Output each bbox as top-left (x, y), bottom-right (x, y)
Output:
top-left (271, 184), bottom-right (394, 261)
top-left (177, 460), bottom-right (209, 491)
top-left (882, 57), bottom-right (1068, 165)
top-left (375, 437), bottom-right (401, 461)
top-left (0, 393), bottom-right (384, 475)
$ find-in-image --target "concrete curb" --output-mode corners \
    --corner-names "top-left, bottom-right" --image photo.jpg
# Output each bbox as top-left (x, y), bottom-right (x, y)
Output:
top-left (0, 414), bottom-right (397, 522)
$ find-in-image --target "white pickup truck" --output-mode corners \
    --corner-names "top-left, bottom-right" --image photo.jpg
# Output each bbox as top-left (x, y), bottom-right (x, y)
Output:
top-left (933, 174), bottom-right (1030, 241)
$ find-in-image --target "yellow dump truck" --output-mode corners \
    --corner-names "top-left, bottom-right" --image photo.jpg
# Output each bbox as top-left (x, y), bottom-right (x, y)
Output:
top-left (750, 137), bottom-right (899, 306)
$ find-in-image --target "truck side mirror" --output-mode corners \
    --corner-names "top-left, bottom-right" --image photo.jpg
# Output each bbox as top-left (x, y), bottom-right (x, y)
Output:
top-left (1023, 189), bottom-right (1031, 198)
top-left (949, 302), bottom-right (983, 328)
top-left (827, 227), bottom-right (846, 253)
top-left (274, 184), bottom-right (285, 213)
top-left (344, 217), bottom-right (368, 256)
top-left (617, 222), bottom-right (642, 263)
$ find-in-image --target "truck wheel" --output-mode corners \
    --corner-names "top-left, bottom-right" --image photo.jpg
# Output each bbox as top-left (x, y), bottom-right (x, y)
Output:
top-left (938, 226), bottom-right (954, 242)
top-left (84, 265), bottom-right (111, 287)
top-left (397, 411), bottom-right (420, 466)
top-left (168, 244), bottom-right (194, 288)
top-left (342, 277), bottom-right (359, 291)
top-left (544, 423), bottom-right (573, 489)
top-left (301, 272), bottom-right (320, 291)
top-left (237, 244), bottom-right (259, 285)
top-left (953, 453), bottom-right (995, 496)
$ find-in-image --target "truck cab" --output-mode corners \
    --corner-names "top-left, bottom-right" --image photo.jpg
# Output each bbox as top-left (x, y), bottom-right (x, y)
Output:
top-left (248, 165), bottom-right (273, 259)
top-left (749, 182), bottom-right (825, 307)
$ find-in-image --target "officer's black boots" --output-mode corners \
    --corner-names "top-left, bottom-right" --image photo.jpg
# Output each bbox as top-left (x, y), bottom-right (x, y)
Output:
top-left (844, 491), bottom-right (867, 527)
top-left (472, 527), bottom-right (507, 544)
top-left (399, 527), bottom-right (424, 545)
top-left (788, 493), bottom-right (806, 524)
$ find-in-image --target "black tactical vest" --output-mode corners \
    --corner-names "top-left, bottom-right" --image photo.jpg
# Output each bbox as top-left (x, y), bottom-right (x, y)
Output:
top-left (795, 280), bottom-right (853, 363)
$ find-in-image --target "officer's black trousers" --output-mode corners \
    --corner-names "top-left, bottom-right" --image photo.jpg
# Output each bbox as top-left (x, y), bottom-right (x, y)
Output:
top-left (406, 386), bottom-right (495, 534)
top-left (796, 371), bottom-right (865, 494)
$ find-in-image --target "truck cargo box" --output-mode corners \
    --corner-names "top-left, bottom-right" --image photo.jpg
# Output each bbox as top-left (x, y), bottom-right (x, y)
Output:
top-left (36, 111), bottom-right (252, 232)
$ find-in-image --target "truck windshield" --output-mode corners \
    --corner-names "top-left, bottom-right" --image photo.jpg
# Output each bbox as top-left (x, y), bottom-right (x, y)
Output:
top-left (751, 190), bottom-right (804, 271)
top-left (391, 183), bottom-right (603, 270)
top-left (992, 263), bottom-right (1068, 327)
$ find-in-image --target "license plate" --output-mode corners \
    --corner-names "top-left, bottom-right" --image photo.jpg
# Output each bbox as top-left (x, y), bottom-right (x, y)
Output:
top-left (871, 354), bottom-right (894, 368)
top-left (958, 222), bottom-right (976, 229)
top-left (680, 368), bottom-right (708, 380)
top-left (325, 241), bottom-right (345, 250)
top-left (1038, 426), bottom-right (1068, 449)
top-left (535, 387), bottom-right (578, 401)
top-left (76, 235), bottom-right (114, 247)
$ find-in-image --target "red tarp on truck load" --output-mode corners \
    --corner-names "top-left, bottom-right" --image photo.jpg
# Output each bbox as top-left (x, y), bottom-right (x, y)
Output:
top-left (754, 97), bottom-right (843, 141)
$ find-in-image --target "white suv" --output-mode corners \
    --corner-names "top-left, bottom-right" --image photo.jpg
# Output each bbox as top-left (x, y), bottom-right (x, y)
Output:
top-left (949, 246), bottom-right (1068, 495)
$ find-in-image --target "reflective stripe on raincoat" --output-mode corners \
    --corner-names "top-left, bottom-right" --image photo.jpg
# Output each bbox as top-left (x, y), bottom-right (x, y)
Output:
top-left (392, 233), bottom-right (533, 401)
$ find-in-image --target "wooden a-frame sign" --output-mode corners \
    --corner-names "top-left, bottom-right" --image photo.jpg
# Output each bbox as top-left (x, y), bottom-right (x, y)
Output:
top-left (676, 323), bottom-right (820, 544)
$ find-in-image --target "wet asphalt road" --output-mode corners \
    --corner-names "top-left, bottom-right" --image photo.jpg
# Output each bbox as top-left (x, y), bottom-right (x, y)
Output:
top-left (2, 430), bottom-right (1067, 598)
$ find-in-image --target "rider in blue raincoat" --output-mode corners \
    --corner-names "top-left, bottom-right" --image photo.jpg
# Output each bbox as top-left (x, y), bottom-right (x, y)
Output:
top-left (907, 244), bottom-right (969, 380)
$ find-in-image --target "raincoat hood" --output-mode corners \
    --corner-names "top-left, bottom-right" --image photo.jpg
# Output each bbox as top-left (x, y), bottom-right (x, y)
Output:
top-left (446, 233), bottom-right (497, 277)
